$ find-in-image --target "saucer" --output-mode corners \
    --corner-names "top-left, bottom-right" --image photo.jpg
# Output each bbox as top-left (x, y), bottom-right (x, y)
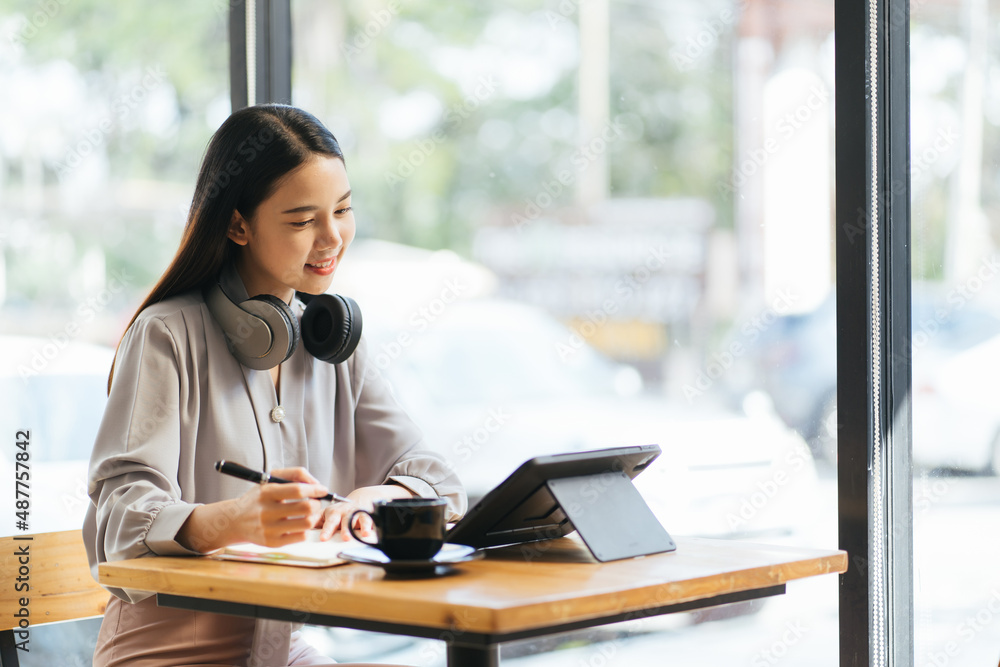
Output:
top-left (339, 543), bottom-right (480, 577)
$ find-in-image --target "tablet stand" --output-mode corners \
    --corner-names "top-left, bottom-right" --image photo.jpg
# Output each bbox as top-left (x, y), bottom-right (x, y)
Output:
top-left (546, 470), bottom-right (676, 562)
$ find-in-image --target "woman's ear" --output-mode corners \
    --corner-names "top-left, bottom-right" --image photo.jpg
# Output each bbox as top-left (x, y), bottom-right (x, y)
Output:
top-left (227, 210), bottom-right (250, 246)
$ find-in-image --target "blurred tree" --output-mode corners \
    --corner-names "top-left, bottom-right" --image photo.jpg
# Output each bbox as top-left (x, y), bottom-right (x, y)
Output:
top-left (0, 0), bottom-right (228, 318)
top-left (292, 0), bottom-right (736, 254)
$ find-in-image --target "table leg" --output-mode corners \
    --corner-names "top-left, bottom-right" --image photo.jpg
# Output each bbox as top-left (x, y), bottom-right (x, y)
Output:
top-left (447, 643), bottom-right (499, 667)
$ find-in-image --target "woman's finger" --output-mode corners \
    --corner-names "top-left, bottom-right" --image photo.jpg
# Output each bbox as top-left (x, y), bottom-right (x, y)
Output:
top-left (260, 481), bottom-right (329, 502)
top-left (318, 506), bottom-right (343, 540)
top-left (269, 466), bottom-right (322, 485)
top-left (272, 515), bottom-right (316, 536)
top-left (341, 510), bottom-right (374, 541)
top-left (262, 497), bottom-right (322, 521)
top-left (261, 522), bottom-right (316, 547)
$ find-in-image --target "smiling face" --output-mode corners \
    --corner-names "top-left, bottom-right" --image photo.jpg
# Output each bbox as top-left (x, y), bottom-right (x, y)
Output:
top-left (227, 155), bottom-right (355, 302)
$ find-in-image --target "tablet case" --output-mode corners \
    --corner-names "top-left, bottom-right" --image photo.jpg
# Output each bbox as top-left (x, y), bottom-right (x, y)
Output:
top-left (546, 471), bottom-right (676, 561)
top-left (445, 444), bottom-right (676, 562)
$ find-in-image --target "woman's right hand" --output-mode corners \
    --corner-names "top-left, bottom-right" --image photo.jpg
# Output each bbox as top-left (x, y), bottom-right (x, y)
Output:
top-left (234, 467), bottom-right (329, 547)
top-left (177, 467), bottom-right (330, 552)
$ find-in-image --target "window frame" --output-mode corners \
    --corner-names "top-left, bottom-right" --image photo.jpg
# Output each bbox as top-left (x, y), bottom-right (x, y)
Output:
top-left (229, 0), bottom-right (291, 110)
top-left (836, 0), bottom-right (913, 664)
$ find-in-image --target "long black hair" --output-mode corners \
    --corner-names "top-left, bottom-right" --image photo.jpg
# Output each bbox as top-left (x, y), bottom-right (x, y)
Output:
top-left (108, 104), bottom-right (345, 391)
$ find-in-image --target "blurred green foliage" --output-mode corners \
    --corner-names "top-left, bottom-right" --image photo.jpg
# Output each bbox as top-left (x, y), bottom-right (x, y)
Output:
top-left (293, 0), bottom-right (736, 254)
top-left (0, 0), bottom-right (227, 310)
top-left (1, 0), bottom-right (741, 316)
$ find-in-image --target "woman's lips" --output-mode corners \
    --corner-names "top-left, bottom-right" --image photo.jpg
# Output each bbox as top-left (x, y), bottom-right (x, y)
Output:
top-left (305, 257), bottom-right (336, 276)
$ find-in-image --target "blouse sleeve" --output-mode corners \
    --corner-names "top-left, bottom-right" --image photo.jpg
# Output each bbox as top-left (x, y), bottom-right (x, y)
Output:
top-left (349, 338), bottom-right (468, 522)
top-left (84, 315), bottom-right (203, 601)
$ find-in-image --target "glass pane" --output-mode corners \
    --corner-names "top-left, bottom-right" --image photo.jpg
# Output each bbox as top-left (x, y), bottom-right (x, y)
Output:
top-left (294, 0), bottom-right (837, 664)
top-left (0, 1), bottom-right (227, 661)
top-left (911, 1), bottom-right (1000, 664)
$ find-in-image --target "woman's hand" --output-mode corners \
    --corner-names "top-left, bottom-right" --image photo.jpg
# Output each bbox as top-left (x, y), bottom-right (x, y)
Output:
top-left (177, 467), bottom-right (330, 552)
top-left (236, 467), bottom-right (331, 546)
top-left (317, 484), bottom-right (416, 542)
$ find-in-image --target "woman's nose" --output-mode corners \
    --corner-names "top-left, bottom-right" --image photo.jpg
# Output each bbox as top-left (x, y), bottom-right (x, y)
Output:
top-left (318, 216), bottom-right (343, 250)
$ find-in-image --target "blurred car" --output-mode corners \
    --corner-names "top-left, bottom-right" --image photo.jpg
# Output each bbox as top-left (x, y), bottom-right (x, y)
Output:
top-left (720, 287), bottom-right (1000, 466)
top-left (719, 291), bottom-right (839, 464)
top-left (0, 335), bottom-right (115, 535)
top-left (912, 333), bottom-right (1000, 473)
top-left (368, 298), bottom-right (824, 544)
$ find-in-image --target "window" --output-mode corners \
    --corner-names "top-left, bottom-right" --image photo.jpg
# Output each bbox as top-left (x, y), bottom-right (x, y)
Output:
top-left (910, 1), bottom-right (1000, 663)
top-left (3, 1), bottom-right (966, 663)
top-left (0, 2), bottom-right (228, 662)
top-left (292, 1), bottom-right (839, 663)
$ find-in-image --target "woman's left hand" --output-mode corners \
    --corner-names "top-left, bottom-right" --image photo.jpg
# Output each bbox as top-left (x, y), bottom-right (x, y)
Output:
top-left (317, 484), bottom-right (416, 541)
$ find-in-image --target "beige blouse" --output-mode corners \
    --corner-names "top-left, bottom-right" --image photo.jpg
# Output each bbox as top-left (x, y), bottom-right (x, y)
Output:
top-left (83, 263), bottom-right (466, 665)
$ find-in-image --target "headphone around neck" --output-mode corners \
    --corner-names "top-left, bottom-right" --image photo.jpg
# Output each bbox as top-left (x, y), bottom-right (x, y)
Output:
top-left (204, 283), bottom-right (362, 370)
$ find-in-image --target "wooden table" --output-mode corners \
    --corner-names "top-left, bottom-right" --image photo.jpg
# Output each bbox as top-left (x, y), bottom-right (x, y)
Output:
top-left (99, 536), bottom-right (847, 666)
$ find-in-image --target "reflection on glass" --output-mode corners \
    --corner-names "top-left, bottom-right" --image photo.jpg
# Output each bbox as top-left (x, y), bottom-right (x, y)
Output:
top-left (911, 1), bottom-right (1000, 664)
top-left (294, 1), bottom-right (836, 664)
top-left (0, 2), bottom-right (228, 341)
top-left (0, 3), bottom-right (228, 662)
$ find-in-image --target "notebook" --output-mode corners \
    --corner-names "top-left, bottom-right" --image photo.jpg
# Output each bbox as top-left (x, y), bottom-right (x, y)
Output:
top-left (213, 530), bottom-right (355, 568)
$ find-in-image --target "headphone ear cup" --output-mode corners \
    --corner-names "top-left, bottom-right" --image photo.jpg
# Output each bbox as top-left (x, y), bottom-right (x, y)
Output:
top-left (301, 294), bottom-right (362, 364)
top-left (204, 283), bottom-right (299, 371)
top-left (240, 294), bottom-right (300, 368)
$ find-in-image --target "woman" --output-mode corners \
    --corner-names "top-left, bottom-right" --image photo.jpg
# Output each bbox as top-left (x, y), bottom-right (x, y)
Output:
top-left (84, 104), bottom-right (466, 666)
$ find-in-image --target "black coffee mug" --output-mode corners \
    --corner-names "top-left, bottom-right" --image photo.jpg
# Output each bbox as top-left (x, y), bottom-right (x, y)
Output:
top-left (348, 497), bottom-right (447, 560)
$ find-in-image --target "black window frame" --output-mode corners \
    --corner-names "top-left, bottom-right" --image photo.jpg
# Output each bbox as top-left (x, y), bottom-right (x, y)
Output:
top-left (837, 0), bottom-right (913, 664)
top-left (229, 0), bottom-right (291, 110)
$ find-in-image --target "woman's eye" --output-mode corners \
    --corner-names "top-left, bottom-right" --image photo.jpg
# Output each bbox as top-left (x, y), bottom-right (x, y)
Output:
top-left (335, 206), bottom-right (353, 215)
top-left (290, 220), bottom-right (312, 227)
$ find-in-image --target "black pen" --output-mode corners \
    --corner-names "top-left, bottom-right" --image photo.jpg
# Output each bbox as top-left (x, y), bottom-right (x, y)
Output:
top-left (215, 460), bottom-right (351, 503)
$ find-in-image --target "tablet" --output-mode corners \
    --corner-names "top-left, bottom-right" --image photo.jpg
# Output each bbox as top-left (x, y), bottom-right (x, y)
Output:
top-left (445, 444), bottom-right (663, 552)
